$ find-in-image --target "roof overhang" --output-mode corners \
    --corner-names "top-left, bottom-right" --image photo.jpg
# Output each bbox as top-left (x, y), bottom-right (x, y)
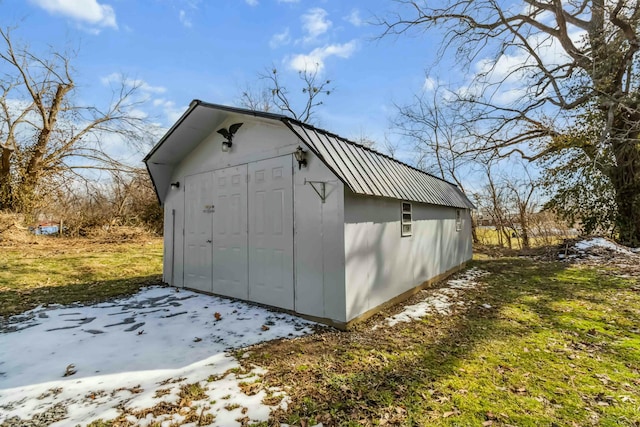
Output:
top-left (144, 101), bottom-right (289, 204)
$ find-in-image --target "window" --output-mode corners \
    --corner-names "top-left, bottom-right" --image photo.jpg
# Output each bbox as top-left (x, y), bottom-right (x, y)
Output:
top-left (456, 209), bottom-right (462, 232)
top-left (401, 202), bottom-right (412, 237)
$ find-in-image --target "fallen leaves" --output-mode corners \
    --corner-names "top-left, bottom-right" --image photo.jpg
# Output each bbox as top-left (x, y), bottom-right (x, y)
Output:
top-left (512, 386), bottom-right (527, 394)
top-left (63, 364), bottom-right (76, 377)
top-left (214, 312), bottom-right (222, 321)
top-left (594, 373), bottom-right (611, 385)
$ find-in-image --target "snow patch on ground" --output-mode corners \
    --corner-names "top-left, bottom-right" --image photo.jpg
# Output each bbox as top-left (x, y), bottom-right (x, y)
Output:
top-left (380, 267), bottom-right (489, 327)
top-left (0, 286), bottom-right (316, 426)
top-left (574, 237), bottom-right (634, 254)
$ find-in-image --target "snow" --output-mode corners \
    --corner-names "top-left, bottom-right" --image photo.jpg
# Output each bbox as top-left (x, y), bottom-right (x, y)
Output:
top-left (574, 237), bottom-right (634, 254)
top-left (380, 267), bottom-right (488, 327)
top-left (0, 286), bottom-right (316, 426)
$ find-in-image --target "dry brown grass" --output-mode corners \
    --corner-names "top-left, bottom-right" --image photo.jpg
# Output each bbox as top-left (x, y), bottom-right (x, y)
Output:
top-left (0, 229), bottom-right (163, 317)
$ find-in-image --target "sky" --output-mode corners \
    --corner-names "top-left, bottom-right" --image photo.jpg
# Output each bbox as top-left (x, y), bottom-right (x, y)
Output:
top-left (1, 0), bottom-right (451, 167)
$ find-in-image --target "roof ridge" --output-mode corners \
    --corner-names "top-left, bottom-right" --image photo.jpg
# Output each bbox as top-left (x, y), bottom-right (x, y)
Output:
top-left (281, 118), bottom-right (459, 188)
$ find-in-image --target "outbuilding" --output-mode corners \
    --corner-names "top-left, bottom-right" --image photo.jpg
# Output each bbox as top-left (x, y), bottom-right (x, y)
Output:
top-left (145, 101), bottom-right (474, 329)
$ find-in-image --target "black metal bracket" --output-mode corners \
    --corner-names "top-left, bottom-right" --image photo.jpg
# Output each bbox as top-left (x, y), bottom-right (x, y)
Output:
top-left (304, 179), bottom-right (327, 203)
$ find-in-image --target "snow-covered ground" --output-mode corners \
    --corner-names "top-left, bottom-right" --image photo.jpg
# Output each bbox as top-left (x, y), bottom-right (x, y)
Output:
top-left (557, 237), bottom-right (640, 262)
top-left (379, 267), bottom-right (489, 327)
top-left (0, 286), bottom-right (316, 426)
top-left (574, 237), bottom-right (635, 254)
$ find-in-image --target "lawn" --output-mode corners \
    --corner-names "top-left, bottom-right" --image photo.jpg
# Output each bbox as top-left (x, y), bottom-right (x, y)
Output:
top-left (0, 237), bottom-right (163, 317)
top-left (239, 254), bottom-right (640, 426)
top-left (1, 237), bottom-right (639, 426)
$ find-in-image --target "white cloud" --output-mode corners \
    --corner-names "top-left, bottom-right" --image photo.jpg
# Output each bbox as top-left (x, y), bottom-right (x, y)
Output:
top-left (423, 76), bottom-right (437, 92)
top-left (29, 0), bottom-right (117, 29)
top-left (153, 99), bottom-right (186, 123)
top-left (345, 9), bottom-right (364, 27)
top-left (101, 73), bottom-right (166, 95)
top-left (245, 0), bottom-right (259, 6)
top-left (179, 10), bottom-right (192, 28)
top-left (301, 8), bottom-right (331, 42)
top-left (288, 40), bottom-right (357, 73)
top-left (270, 28), bottom-right (291, 49)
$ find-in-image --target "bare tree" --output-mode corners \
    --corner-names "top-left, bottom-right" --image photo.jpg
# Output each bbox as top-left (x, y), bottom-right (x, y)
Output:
top-left (381, 0), bottom-right (640, 245)
top-left (476, 159), bottom-right (514, 249)
top-left (395, 84), bottom-right (464, 186)
top-left (45, 167), bottom-right (162, 236)
top-left (0, 27), bottom-right (148, 215)
top-left (395, 82), bottom-right (480, 241)
top-left (238, 83), bottom-right (275, 113)
top-left (505, 163), bottom-right (539, 249)
top-left (239, 65), bottom-right (333, 124)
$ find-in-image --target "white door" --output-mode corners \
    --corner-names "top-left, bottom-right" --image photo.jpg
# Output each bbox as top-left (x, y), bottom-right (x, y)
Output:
top-left (248, 156), bottom-right (294, 310)
top-left (184, 171), bottom-right (214, 293)
top-left (212, 165), bottom-right (248, 299)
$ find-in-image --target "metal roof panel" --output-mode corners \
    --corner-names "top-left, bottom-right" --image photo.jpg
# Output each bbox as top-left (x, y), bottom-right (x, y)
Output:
top-left (285, 120), bottom-right (475, 209)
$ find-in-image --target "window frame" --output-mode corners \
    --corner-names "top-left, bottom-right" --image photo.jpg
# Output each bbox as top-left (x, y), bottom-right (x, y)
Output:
top-left (456, 209), bottom-right (462, 232)
top-left (401, 201), bottom-right (413, 237)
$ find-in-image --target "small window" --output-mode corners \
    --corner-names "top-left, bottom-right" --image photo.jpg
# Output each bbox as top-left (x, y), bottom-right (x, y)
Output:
top-left (401, 202), bottom-right (412, 237)
top-left (456, 209), bottom-right (462, 232)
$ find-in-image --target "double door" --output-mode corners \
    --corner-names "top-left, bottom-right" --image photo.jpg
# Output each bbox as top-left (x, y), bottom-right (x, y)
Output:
top-left (183, 156), bottom-right (294, 310)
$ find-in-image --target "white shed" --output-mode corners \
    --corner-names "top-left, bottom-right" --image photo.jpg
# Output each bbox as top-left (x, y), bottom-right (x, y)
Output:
top-left (145, 101), bottom-right (474, 329)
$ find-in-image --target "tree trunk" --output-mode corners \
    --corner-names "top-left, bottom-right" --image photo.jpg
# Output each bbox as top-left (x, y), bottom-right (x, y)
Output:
top-left (521, 226), bottom-right (530, 249)
top-left (611, 171), bottom-right (640, 246)
top-left (0, 146), bottom-right (14, 210)
top-left (471, 219), bottom-right (478, 244)
top-left (519, 209), bottom-right (530, 249)
top-left (608, 118), bottom-right (640, 246)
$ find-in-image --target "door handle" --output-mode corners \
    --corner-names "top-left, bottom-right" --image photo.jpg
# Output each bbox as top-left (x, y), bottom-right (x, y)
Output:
top-left (207, 239), bottom-right (212, 243)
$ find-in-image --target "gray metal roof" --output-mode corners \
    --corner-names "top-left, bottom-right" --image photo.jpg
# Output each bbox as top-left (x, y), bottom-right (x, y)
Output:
top-left (144, 100), bottom-right (474, 209)
top-left (284, 120), bottom-right (475, 209)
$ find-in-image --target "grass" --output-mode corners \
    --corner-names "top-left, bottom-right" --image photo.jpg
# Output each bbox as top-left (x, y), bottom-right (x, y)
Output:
top-left (0, 237), bottom-right (163, 317)
top-left (240, 256), bottom-right (640, 426)
top-left (3, 236), bottom-right (638, 425)
top-left (475, 227), bottom-right (570, 249)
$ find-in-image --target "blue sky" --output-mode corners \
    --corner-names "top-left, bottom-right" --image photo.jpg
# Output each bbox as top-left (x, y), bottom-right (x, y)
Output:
top-left (2, 0), bottom-right (451, 161)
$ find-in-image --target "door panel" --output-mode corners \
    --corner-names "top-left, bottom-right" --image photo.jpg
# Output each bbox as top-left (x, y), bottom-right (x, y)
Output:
top-left (184, 172), bottom-right (214, 292)
top-left (212, 165), bottom-right (249, 299)
top-left (248, 156), bottom-right (294, 310)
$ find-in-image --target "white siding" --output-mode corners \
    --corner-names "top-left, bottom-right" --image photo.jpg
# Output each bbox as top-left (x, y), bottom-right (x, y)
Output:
top-left (344, 191), bottom-right (472, 322)
top-left (172, 117), bottom-right (300, 180)
top-left (165, 117), bottom-right (299, 288)
top-left (293, 152), bottom-right (346, 322)
top-left (163, 186), bottom-right (185, 287)
top-left (164, 116), bottom-right (346, 322)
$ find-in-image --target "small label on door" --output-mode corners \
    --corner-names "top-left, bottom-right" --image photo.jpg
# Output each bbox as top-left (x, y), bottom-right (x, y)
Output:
top-left (203, 205), bottom-right (215, 213)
